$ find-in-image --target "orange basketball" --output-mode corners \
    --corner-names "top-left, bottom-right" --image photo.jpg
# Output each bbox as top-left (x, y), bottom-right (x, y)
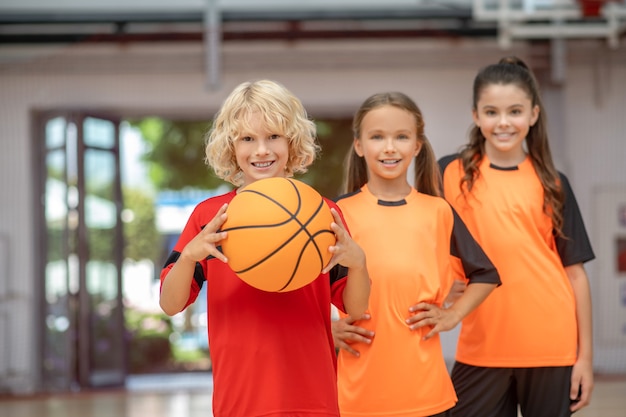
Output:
top-left (220, 177), bottom-right (336, 292)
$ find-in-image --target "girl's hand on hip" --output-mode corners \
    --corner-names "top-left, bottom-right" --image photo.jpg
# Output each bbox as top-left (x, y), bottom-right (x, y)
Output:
top-left (407, 302), bottom-right (462, 340)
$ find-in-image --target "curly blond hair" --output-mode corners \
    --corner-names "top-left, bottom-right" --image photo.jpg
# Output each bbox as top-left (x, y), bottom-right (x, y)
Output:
top-left (205, 80), bottom-right (319, 186)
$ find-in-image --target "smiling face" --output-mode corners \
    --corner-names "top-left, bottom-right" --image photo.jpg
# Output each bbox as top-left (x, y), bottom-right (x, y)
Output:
top-left (473, 83), bottom-right (540, 166)
top-left (354, 105), bottom-right (421, 193)
top-left (234, 111), bottom-right (290, 188)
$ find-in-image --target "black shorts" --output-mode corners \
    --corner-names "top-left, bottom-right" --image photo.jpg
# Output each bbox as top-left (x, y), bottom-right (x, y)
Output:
top-left (449, 362), bottom-right (574, 417)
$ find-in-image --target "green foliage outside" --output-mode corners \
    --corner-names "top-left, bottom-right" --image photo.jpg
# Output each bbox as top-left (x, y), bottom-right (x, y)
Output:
top-left (125, 306), bottom-right (211, 373)
top-left (125, 307), bottom-right (174, 373)
top-left (122, 187), bottom-right (163, 263)
top-left (303, 119), bottom-right (353, 199)
top-left (129, 117), bottom-right (222, 190)
top-left (171, 344), bottom-right (207, 362)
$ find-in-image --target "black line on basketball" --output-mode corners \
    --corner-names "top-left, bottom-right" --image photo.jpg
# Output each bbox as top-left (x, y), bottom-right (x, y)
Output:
top-left (233, 197), bottom-right (328, 275)
top-left (273, 202), bottom-right (334, 290)
top-left (220, 182), bottom-right (302, 233)
top-left (276, 228), bottom-right (335, 292)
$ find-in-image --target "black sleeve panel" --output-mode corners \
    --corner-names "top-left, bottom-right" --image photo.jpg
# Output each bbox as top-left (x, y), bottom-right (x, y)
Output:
top-left (438, 153), bottom-right (460, 176)
top-left (163, 250), bottom-right (206, 290)
top-left (330, 265), bottom-right (349, 286)
top-left (450, 207), bottom-right (502, 286)
top-left (555, 173), bottom-right (596, 266)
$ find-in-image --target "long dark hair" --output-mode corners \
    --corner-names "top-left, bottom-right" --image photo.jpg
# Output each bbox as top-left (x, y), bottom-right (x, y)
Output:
top-left (344, 92), bottom-right (441, 197)
top-left (458, 56), bottom-right (564, 234)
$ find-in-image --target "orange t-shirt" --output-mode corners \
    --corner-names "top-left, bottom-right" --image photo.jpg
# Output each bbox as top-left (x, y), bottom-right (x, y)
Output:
top-left (335, 185), bottom-right (499, 417)
top-left (440, 155), bottom-right (594, 367)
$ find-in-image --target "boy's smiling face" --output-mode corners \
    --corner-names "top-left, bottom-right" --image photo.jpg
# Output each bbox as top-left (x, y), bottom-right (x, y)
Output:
top-left (234, 111), bottom-right (290, 189)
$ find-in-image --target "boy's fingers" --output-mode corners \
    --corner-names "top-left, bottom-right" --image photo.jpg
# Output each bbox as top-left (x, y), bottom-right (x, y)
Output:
top-left (212, 248), bottom-right (228, 263)
top-left (330, 222), bottom-right (346, 242)
top-left (330, 207), bottom-right (342, 224)
top-left (321, 257), bottom-right (337, 274)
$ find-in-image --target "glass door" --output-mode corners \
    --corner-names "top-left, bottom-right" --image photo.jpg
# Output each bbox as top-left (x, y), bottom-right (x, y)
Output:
top-left (39, 115), bottom-right (76, 391)
top-left (78, 115), bottom-right (125, 387)
top-left (37, 112), bottom-right (126, 390)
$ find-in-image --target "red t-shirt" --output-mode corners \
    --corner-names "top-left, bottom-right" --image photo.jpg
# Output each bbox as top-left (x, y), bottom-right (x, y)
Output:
top-left (161, 189), bottom-right (347, 417)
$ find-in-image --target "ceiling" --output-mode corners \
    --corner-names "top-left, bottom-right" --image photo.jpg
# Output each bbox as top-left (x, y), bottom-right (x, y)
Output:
top-left (0, 1), bottom-right (493, 45)
top-left (1, 1), bottom-right (624, 45)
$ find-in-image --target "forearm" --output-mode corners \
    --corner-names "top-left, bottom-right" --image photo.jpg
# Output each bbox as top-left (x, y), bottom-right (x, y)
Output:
top-left (447, 282), bottom-right (497, 321)
top-left (566, 263), bottom-right (593, 362)
top-left (160, 255), bottom-right (197, 315)
top-left (342, 263), bottom-right (370, 318)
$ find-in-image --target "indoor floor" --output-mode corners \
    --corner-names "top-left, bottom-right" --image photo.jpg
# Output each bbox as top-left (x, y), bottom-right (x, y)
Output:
top-left (1, 373), bottom-right (625, 417)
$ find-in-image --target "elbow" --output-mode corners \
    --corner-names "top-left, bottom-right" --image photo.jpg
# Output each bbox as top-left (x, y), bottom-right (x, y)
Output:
top-left (159, 299), bottom-right (180, 317)
top-left (346, 304), bottom-right (368, 319)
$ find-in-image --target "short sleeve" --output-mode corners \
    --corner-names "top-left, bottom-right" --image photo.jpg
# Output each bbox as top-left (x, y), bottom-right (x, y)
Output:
top-left (450, 207), bottom-right (501, 286)
top-left (555, 173), bottom-right (595, 266)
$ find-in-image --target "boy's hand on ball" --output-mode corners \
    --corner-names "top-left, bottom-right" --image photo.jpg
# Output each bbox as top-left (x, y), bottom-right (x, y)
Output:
top-left (323, 208), bottom-right (367, 274)
top-left (182, 203), bottom-right (229, 263)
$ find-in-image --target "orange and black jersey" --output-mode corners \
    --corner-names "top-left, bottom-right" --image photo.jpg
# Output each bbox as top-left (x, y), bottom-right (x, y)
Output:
top-left (334, 185), bottom-right (499, 417)
top-left (439, 154), bottom-right (595, 367)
